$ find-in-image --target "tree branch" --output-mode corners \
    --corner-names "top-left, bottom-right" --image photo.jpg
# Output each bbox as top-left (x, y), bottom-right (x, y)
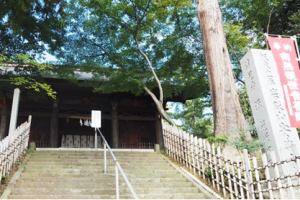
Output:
top-left (143, 85), bottom-right (176, 126)
top-left (135, 37), bottom-right (163, 103)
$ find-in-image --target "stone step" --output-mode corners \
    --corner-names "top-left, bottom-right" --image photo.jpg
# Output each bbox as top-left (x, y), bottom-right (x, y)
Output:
top-left (11, 186), bottom-right (199, 195)
top-left (14, 181), bottom-right (194, 188)
top-left (23, 168), bottom-right (178, 174)
top-left (8, 193), bottom-right (207, 199)
top-left (25, 165), bottom-right (172, 170)
top-left (20, 172), bottom-right (180, 178)
top-left (17, 177), bottom-right (188, 183)
top-left (32, 152), bottom-right (157, 157)
top-left (8, 195), bottom-right (130, 199)
top-left (7, 150), bottom-right (209, 199)
top-left (25, 162), bottom-right (169, 167)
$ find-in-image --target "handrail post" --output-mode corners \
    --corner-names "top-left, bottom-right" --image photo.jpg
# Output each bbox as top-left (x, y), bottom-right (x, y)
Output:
top-left (104, 142), bottom-right (107, 174)
top-left (94, 128), bottom-right (97, 149)
top-left (116, 163), bottom-right (119, 199)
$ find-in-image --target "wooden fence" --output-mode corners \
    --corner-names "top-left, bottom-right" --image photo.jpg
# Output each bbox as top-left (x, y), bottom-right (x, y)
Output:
top-left (0, 115), bottom-right (31, 178)
top-left (162, 124), bottom-right (300, 199)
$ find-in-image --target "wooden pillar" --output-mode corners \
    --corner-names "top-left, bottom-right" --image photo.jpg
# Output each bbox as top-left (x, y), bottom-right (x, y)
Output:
top-left (8, 88), bottom-right (20, 136)
top-left (0, 98), bottom-right (8, 140)
top-left (50, 99), bottom-right (59, 147)
top-left (155, 112), bottom-right (164, 149)
top-left (111, 102), bottom-right (119, 148)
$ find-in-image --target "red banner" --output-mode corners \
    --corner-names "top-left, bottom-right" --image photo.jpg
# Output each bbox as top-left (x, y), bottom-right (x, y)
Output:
top-left (267, 36), bottom-right (300, 128)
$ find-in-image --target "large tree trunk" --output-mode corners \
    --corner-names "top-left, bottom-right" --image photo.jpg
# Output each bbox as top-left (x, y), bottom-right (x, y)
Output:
top-left (196, 0), bottom-right (250, 139)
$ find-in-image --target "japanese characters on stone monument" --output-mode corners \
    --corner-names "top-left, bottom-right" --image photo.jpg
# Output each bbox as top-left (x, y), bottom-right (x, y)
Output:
top-left (240, 49), bottom-right (300, 174)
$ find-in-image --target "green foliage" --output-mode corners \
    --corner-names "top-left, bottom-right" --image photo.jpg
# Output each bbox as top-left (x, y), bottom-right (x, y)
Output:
top-left (1, 175), bottom-right (8, 185)
top-left (207, 134), bottom-right (228, 152)
top-left (0, 0), bottom-right (66, 57)
top-left (168, 98), bottom-right (213, 138)
top-left (238, 85), bottom-right (255, 131)
top-left (205, 167), bottom-right (215, 178)
top-left (0, 53), bottom-right (56, 99)
top-left (229, 127), bottom-right (264, 154)
top-left (55, 0), bottom-right (209, 99)
top-left (220, 0), bottom-right (300, 46)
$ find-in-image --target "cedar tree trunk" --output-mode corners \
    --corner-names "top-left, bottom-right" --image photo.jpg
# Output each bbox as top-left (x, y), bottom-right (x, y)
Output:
top-left (196, 0), bottom-right (251, 139)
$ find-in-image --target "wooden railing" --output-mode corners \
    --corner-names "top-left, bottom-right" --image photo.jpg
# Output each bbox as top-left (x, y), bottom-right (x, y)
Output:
top-left (163, 123), bottom-right (300, 199)
top-left (31, 140), bottom-right (51, 148)
top-left (119, 142), bottom-right (155, 149)
top-left (0, 116), bottom-right (31, 177)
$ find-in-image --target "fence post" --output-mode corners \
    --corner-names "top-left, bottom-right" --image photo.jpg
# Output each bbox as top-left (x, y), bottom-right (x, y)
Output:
top-left (217, 147), bottom-right (226, 197)
top-left (262, 153), bottom-right (274, 199)
top-left (243, 149), bottom-right (255, 199)
top-left (279, 149), bottom-right (295, 199)
top-left (253, 157), bottom-right (263, 199)
top-left (199, 138), bottom-right (205, 180)
top-left (236, 157), bottom-right (245, 199)
top-left (270, 151), bottom-right (284, 199)
top-left (225, 152), bottom-right (233, 199)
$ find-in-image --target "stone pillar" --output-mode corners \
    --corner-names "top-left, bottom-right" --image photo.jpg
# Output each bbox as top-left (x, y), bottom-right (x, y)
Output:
top-left (155, 112), bottom-right (164, 149)
top-left (241, 49), bottom-right (300, 175)
top-left (8, 88), bottom-right (20, 136)
top-left (50, 99), bottom-right (59, 147)
top-left (111, 102), bottom-right (118, 148)
top-left (0, 98), bottom-right (8, 140)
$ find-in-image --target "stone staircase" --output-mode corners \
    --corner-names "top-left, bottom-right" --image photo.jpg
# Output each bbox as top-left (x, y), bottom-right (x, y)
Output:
top-left (7, 150), bottom-right (211, 199)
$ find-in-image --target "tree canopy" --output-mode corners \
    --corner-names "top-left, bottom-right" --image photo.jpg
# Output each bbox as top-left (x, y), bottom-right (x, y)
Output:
top-left (55, 0), bottom-right (208, 99)
top-left (0, 0), bottom-right (66, 57)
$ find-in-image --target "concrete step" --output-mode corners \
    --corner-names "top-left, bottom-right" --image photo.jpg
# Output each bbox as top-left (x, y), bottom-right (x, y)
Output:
top-left (17, 177), bottom-right (188, 183)
top-left (11, 186), bottom-right (199, 195)
top-left (7, 150), bottom-right (210, 199)
top-left (22, 168), bottom-right (178, 174)
top-left (8, 195), bottom-right (131, 199)
top-left (14, 181), bottom-right (194, 188)
top-left (8, 193), bottom-right (207, 199)
top-left (25, 165), bottom-right (173, 170)
top-left (20, 172), bottom-right (180, 179)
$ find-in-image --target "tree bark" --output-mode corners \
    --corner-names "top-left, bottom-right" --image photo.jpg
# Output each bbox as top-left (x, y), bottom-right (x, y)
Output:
top-left (135, 37), bottom-right (176, 127)
top-left (196, 0), bottom-right (251, 139)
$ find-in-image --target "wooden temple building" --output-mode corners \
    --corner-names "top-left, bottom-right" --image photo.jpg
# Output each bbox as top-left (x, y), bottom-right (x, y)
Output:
top-left (0, 72), bottom-right (191, 149)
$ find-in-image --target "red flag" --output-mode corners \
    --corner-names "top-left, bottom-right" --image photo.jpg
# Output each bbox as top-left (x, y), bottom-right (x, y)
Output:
top-left (267, 36), bottom-right (300, 127)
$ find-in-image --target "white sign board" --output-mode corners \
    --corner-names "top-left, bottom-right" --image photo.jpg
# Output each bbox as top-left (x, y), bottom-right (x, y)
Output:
top-left (91, 110), bottom-right (101, 128)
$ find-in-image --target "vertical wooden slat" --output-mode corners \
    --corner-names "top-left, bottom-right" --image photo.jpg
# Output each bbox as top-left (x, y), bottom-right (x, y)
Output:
top-left (218, 147), bottom-right (226, 197)
top-left (262, 153), bottom-right (274, 199)
top-left (270, 151), bottom-right (284, 199)
top-left (203, 140), bottom-right (208, 182)
top-left (208, 142), bottom-right (215, 188)
top-left (225, 152), bottom-right (234, 199)
top-left (236, 157), bottom-right (245, 200)
top-left (212, 143), bottom-right (220, 191)
top-left (190, 134), bottom-right (196, 174)
top-left (230, 155), bottom-right (238, 198)
top-left (253, 157), bottom-right (263, 199)
top-left (243, 149), bottom-right (254, 199)
top-left (174, 128), bottom-right (179, 161)
top-left (179, 130), bottom-right (184, 164)
top-left (199, 138), bottom-right (205, 180)
top-left (185, 132), bottom-right (190, 169)
top-left (194, 137), bottom-right (200, 176)
top-left (279, 149), bottom-right (295, 199)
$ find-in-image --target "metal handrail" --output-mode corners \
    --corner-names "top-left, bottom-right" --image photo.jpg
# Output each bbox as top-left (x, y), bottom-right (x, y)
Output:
top-left (96, 128), bottom-right (139, 199)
